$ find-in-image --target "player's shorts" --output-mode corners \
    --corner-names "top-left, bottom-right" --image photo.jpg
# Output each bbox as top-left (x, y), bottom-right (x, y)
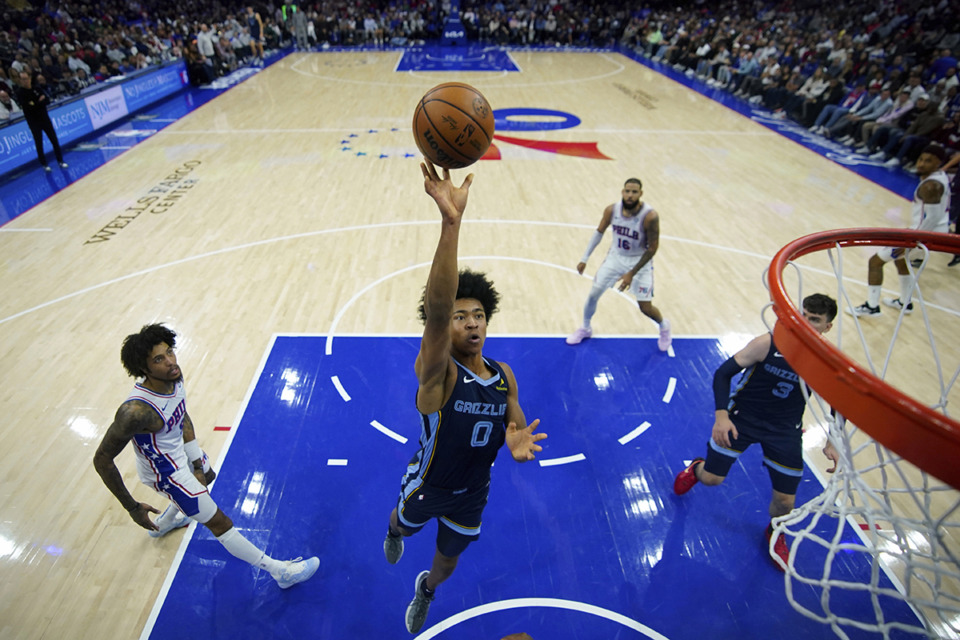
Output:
top-left (593, 252), bottom-right (654, 301)
top-left (702, 413), bottom-right (804, 495)
top-left (875, 246), bottom-right (908, 262)
top-left (147, 466), bottom-right (218, 523)
top-left (396, 481), bottom-right (490, 558)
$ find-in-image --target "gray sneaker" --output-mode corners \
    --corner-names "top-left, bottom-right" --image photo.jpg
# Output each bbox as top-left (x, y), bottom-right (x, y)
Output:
top-left (405, 570), bottom-right (434, 634)
top-left (384, 531), bottom-right (404, 564)
top-left (272, 556), bottom-right (320, 589)
top-left (148, 505), bottom-right (190, 538)
top-left (848, 302), bottom-right (880, 317)
top-left (882, 297), bottom-right (913, 314)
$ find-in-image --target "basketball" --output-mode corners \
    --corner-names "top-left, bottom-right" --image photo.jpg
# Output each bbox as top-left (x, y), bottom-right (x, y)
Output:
top-left (412, 82), bottom-right (495, 170)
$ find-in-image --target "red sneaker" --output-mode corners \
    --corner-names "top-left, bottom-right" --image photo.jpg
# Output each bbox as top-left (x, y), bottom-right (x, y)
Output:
top-left (765, 524), bottom-right (789, 571)
top-left (673, 458), bottom-right (703, 495)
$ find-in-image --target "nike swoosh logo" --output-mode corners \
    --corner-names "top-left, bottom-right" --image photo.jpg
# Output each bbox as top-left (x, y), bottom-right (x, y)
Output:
top-left (463, 376), bottom-right (475, 383)
top-left (773, 352), bottom-right (784, 358)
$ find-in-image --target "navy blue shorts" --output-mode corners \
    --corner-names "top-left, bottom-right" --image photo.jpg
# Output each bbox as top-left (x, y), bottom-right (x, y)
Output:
top-left (702, 413), bottom-right (804, 495)
top-left (396, 481), bottom-right (489, 558)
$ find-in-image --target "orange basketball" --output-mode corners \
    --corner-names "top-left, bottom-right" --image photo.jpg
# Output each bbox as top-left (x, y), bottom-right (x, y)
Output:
top-left (412, 82), bottom-right (495, 170)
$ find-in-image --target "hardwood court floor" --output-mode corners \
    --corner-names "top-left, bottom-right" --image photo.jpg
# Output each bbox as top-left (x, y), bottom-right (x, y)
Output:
top-left (0, 49), bottom-right (957, 640)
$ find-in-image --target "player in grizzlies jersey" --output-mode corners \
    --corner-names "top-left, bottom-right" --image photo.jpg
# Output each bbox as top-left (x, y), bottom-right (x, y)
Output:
top-left (673, 294), bottom-right (840, 569)
top-left (566, 177), bottom-right (673, 351)
top-left (384, 161), bottom-right (548, 634)
top-left (93, 324), bottom-right (318, 590)
top-left (246, 5), bottom-right (265, 65)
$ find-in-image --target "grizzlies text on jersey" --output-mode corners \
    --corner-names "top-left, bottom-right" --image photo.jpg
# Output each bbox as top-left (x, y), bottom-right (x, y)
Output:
top-left (404, 358), bottom-right (509, 492)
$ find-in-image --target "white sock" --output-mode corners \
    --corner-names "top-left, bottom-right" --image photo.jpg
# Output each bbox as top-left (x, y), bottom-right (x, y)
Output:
top-left (898, 275), bottom-right (914, 303)
top-left (659, 318), bottom-right (670, 330)
top-left (216, 527), bottom-right (282, 572)
top-left (157, 505), bottom-right (182, 529)
top-left (867, 285), bottom-right (882, 308)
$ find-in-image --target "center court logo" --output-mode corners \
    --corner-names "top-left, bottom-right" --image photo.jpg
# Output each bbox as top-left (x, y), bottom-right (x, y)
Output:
top-left (340, 107), bottom-right (612, 161)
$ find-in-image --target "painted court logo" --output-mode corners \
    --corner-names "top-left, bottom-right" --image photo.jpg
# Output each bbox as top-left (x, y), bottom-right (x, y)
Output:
top-left (340, 107), bottom-right (611, 161)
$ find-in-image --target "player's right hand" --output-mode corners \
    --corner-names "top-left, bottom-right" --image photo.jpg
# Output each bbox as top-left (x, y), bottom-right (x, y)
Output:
top-left (711, 416), bottom-right (738, 448)
top-left (576, 262), bottom-right (586, 274)
top-left (128, 502), bottom-right (161, 531)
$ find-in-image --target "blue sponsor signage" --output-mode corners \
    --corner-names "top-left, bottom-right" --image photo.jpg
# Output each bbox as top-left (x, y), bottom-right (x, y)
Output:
top-left (0, 60), bottom-right (186, 177)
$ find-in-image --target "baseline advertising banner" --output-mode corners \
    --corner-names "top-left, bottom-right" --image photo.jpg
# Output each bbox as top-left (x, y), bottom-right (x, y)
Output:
top-left (0, 60), bottom-right (186, 176)
top-left (84, 84), bottom-right (129, 128)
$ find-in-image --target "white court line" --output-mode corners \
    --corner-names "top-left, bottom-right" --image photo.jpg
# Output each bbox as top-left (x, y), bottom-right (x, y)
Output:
top-left (330, 375), bottom-right (351, 401)
top-left (0, 228), bottom-right (52, 232)
top-left (415, 597), bottom-right (670, 640)
top-left (7, 219), bottom-right (954, 327)
top-left (100, 145), bottom-right (134, 149)
top-left (538, 453), bottom-right (586, 467)
top-left (139, 333), bottom-right (279, 640)
top-left (324, 252), bottom-right (593, 356)
top-left (618, 422), bottom-right (651, 445)
top-left (371, 419), bottom-right (407, 444)
top-left (662, 377), bottom-right (677, 403)
top-left (327, 459), bottom-right (348, 466)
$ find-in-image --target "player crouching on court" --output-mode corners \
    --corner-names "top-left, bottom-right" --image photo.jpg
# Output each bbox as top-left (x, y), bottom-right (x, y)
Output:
top-left (93, 324), bottom-right (319, 589)
top-left (672, 294), bottom-right (840, 569)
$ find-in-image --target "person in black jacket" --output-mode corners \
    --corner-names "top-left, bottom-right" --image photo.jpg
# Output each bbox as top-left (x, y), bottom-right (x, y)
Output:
top-left (13, 70), bottom-right (67, 171)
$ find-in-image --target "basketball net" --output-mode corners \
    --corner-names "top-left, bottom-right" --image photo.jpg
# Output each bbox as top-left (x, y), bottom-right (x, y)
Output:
top-left (764, 231), bottom-right (960, 640)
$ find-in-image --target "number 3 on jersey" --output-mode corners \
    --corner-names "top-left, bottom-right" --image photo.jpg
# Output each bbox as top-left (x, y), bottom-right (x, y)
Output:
top-left (772, 381), bottom-right (794, 399)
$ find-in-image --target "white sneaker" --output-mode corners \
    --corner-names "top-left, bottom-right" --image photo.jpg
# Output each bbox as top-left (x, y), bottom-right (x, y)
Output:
top-left (272, 556), bottom-right (320, 589)
top-left (565, 327), bottom-right (592, 345)
top-left (847, 302), bottom-right (880, 317)
top-left (882, 297), bottom-right (913, 314)
top-left (868, 151), bottom-right (886, 160)
top-left (148, 505), bottom-right (190, 538)
top-left (658, 323), bottom-right (672, 352)
top-left (883, 157), bottom-right (900, 167)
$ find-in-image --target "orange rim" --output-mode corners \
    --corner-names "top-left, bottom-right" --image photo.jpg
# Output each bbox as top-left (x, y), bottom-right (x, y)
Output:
top-left (769, 228), bottom-right (960, 490)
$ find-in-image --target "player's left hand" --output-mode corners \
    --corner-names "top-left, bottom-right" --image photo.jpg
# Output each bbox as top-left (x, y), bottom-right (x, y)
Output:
top-left (506, 419), bottom-right (547, 462)
top-left (822, 441), bottom-right (840, 473)
top-left (617, 273), bottom-right (634, 292)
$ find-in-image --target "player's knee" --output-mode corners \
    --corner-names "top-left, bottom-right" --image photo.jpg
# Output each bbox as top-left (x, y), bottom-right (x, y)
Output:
top-left (203, 509), bottom-right (233, 535)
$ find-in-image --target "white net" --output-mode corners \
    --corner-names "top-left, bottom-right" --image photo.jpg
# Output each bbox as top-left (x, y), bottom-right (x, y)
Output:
top-left (765, 236), bottom-right (960, 639)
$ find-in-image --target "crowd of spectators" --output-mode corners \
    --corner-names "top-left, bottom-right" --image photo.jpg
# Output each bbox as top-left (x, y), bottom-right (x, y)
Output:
top-left (616, 1), bottom-right (959, 172)
top-left (1, 0), bottom-right (959, 172)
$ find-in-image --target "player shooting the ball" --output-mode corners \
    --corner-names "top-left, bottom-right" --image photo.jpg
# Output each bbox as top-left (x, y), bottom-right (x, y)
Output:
top-left (382, 161), bottom-right (548, 634)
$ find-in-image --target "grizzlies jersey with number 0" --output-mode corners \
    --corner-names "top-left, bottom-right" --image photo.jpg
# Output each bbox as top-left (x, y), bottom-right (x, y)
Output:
top-left (727, 338), bottom-right (805, 430)
top-left (406, 358), bottom-right (509, 491)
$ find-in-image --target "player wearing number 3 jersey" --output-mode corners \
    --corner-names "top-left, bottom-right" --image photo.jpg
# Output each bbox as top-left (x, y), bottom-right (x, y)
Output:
top-left (672, 294), bottom-right (840, 570)
top-left (566, 177), bottom-right (673, 351)
top-left (384, 161), bottom-right (547, 635)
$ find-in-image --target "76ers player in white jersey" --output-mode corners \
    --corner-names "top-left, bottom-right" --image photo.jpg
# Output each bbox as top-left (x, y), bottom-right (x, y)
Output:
top-left (93, 324), bottom-right (318, 589)
top-left (566, 177), bottom-right (673, 351)
top-left (851, 143), bottom-right (953, 317)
